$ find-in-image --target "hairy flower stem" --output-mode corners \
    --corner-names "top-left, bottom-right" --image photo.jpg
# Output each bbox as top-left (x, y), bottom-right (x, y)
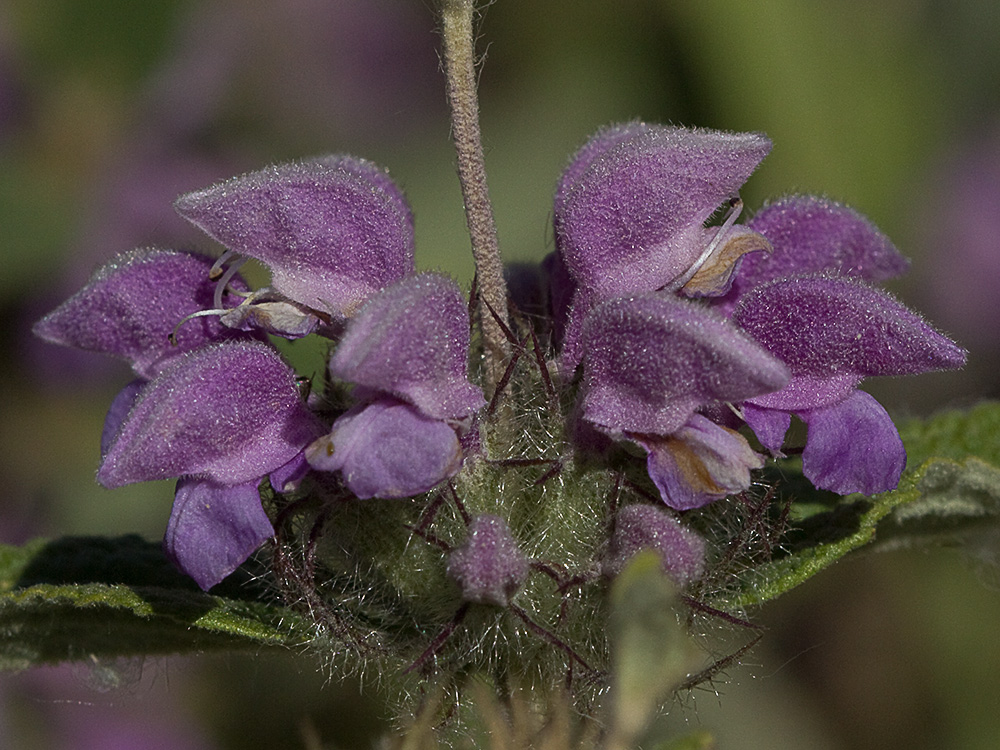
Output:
top-left (439, 0), bottom-right (510, 392)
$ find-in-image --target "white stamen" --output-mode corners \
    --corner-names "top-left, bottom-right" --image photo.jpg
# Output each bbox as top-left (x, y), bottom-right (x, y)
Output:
top-left (208, 250), bottom-right (237, 280)
top-left (212, 255), bottom-right (249, 310)
top-left (168, 308), bottom-right (229, 345)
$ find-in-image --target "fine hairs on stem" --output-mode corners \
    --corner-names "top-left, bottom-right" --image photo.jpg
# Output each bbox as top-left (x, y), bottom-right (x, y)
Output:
top-left (438, 0), bottom-right (511, 394)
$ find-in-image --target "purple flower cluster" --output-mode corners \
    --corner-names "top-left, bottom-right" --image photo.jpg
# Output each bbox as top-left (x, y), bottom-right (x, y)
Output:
top-left (34, 124), bottom-right (965, 595)
top-left (550, 123), bottom-right (966, 514)
top-left (35, 157), bottom-right (481, 589)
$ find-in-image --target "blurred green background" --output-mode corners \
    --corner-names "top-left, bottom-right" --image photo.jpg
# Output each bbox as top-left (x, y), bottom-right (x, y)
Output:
top-left (2, 1), bottom-right (999, 747)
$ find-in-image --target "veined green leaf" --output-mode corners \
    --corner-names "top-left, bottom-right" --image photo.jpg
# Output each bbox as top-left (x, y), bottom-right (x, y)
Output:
top-left (710, 402), bottom-right (1000, 610)
top-left (0, 535), bottom-right (309, 671)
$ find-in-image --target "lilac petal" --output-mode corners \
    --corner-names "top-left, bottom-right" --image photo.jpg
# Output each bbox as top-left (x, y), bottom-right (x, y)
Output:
top-left (175, 155), bottom-right (415, 316)
top-left (98, 341), bottom-right (323, 487)
top-left (329, 274), bottom-right (485, 420)
top-left (637, 414), bottom-right (764, 510)
top-left (101, 379), bottom-right (145, 457)
top-left (553, 121), bottom-right (653, 218)
top-left (447, 514), bottom-right (529, 606)
top-left (33, 249), bottom-right (249, 379)
top-left (740, 195), bottom-right (910, 290)
top-left (555, 125), bottom-right (771, 300)
top-left (735, 275), bottom-right (968, 411)
top-left (604, 504), bottom-right (705, 586)
top-left (165, 478), bottom-right (274, 591)
top-left (747, 373), bottom-right (862, 414)
top-left (800, 389), bottom-right (906, 495)
top-left (741, 403), bottom-right (791, 455)
top-left (555, 286), bottom-right (595, 374)
top-left (580, 294), bottom-right (789, 436)
top-left (269, 453), bottom-right (311, 494)
top-left (306, 398), bottom-right (462, 499)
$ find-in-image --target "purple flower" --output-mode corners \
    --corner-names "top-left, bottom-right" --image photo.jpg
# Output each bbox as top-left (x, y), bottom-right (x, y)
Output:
top-left (714, 194), bottom-right (911, 314)
top-left (32, 248), bottom-right (251, 380)
top-left (33, 244), bottom-right (322, 588)
top-left (552, 123), bottom-right (773, 369)
top-left (165, 478), bottom-right (277, 592)
top-left (328, 273), bottom-right (485, 420)
top-left (98, 341), bottom-right (320, 488)
top-left (637, 414), bottom-right (768, 511)
top-left (578, 293), bottom-right (789, 509)
top-left (555, 123), bottom-right (771, 299)
top-left (307, 273), bottom-right (484, 498)
top-left (175, 155), bottom-right (415, 322)
top-left (556, 123), bottom-right (967, 501)
top-left (305, 397), bottom-right (462, 499)
top-left (447, 514), bottom-right (529, 607)
top-left (733, 275), bottom-right (967, 494)
top-left (32, 149), bottom-right (459, 586)
top-left (98, 341), bottom-right (323, 588)
top-left (603, 504), bottom-right (705, 586)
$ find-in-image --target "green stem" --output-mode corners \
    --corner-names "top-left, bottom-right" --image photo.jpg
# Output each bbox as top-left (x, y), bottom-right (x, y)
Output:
top-left (439, 0), bottom-right (510, 392)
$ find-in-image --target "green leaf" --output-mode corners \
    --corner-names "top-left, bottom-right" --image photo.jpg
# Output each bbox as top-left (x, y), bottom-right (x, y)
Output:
top-left (0, 535), bottom-right (309, 671)
top-left (709, 402), bottom-right (1000, 611)
top-left (710, 476), bottom-right (915, 610)
top-left (898, 401), bottom-right (1000, 467)
top-left (875, 457), bottom-right (1000, 549)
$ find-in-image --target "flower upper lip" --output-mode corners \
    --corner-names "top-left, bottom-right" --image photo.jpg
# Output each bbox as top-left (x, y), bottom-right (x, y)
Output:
top-left (174, 154), bottom-right (416, 318)
top-left (550, 123), bottom-right (773, 372)
top-left (554, 123), bottom-right (771, 300)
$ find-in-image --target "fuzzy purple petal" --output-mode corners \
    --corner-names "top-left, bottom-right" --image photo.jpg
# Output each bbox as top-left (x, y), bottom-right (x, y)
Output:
top-left (735, 275), bottom-right (967, 411)
top-left (98, 341), bottom-right (323, 487)
top-left (100, 380), bottom-right (145, 457)
top-left (799, 390), bottom-right (906, 495)
top-left (33, 249), bottom-right (248, 379)
top-left (741, 403), bottom-right (792, 455)
top-left (269, 453), bottom-right (311, 494)
top-left (580, 294), bottom-right (789, 436)
top-left (165, 478), bottom-right (274, 591)
top-left (553, 121), bottom-right (653, 218)
top-left (604, 504), bottom-right (705, 586)
top-left (447, 514), bottom-right (529, 606)
top-left (306, 398), bottom-right (462, 499)
top-left (555, 287), bottom-right (596, 374)
top-left (555, 125), bottom-right (771, 300)
top-left (741, 195), bottom-right (909, 288)
top-left (175, 155), bottom-right (415, 316)
top-left (636, 414), bottom-right (763, 510)
top-left (329, 274), bottom-right (485, 420)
